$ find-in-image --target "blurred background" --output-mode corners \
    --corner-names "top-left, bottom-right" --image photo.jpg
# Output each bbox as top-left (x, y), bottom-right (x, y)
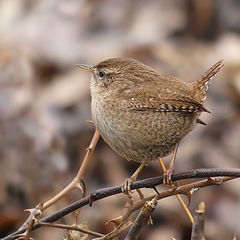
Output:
top-left (0, 0), bottom-right (240, 239)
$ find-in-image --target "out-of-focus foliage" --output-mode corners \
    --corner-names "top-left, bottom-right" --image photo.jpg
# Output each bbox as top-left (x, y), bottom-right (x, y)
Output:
top-left (0, 0), bottom-right (240, 239)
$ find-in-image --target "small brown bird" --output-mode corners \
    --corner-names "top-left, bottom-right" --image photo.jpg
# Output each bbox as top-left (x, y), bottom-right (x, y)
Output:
top-left (77, 58), bottom-right (223, 188)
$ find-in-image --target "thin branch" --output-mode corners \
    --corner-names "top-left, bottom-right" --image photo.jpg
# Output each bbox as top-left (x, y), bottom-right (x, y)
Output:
top-left (74, 179), bottom-right (87, 224)
top-left (18, 129), bottom-right (100, 230)
top-left (42, 128), bottom-right (100, 210)
top-left (3, 168), bottom-right (240, 240)
top-left (15, 204), bottom-right (42, 240)
top-left (93, 220), bottom-right (133, 240)
top-left (121, 176), bottom-right (229, 222)
top-left (37, 222), bottom-right (104, 238)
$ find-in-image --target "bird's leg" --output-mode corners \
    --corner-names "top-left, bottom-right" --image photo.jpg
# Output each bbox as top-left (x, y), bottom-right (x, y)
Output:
top-left (158, 157), bottom-right (194, 224)
top-left (163, 143), bottom-right (179, 185)
top-left (122, 161), bottom-right (146, 194)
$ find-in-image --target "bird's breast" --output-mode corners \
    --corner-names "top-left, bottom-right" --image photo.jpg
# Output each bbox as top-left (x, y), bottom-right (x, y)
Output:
top-left (90, 92), bottom-right (198, 162)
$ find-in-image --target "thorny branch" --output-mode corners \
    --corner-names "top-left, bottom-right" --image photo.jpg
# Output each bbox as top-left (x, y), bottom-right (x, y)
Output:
top-left (93, 220), bottom-right (133, 240)
top-left (42, 128), bottom-right (100, 210)
top-left (18, 128), bottom-right (100, 232)
top-left (36, 222), bottom-right (104, 238)
top-left (3, 168), bottom-right (240, 240)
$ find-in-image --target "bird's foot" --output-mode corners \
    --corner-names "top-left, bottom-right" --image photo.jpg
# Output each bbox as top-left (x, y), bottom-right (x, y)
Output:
top-left (122, 178), bottom-right (144, 206)
top-left (163, 168), bottom-right (174, 185)
top-left (122, 177), bottom-right (134, 194)
top-left (121, 177), bottom-right (135, 205)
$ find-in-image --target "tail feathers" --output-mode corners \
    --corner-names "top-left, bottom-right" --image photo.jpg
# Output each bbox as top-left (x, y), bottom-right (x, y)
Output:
top-left (194, 60), bottom-right (224, 103)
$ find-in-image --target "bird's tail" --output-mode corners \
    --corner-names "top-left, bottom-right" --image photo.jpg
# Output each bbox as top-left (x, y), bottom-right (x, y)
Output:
top-left (194, 60), bottom-right (224, 103)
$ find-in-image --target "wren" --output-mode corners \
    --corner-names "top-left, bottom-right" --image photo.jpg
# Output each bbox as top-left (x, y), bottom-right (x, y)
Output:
top-left (77, 58), bottom-right (223, 185)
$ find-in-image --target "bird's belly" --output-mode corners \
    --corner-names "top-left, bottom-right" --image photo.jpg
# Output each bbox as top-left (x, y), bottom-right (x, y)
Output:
top-left (92, 101), bottom-right (197, 163)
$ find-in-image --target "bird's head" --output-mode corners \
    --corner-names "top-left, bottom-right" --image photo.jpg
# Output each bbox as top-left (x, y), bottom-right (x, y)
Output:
top-left (76, 57), bottom-right (152, 89)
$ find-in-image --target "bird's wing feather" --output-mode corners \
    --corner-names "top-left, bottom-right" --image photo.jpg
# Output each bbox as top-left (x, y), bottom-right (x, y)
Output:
top-left (123, 86), bottom-right (209, 113)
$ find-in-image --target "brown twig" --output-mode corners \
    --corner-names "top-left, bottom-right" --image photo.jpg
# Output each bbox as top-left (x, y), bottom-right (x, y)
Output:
top-left (93, 220), bottom-right (133, 240)
top-left (15, 203), bottom-right (42, 240)
top-left (124, 197), bottom-right (158, 240)
top-left (74, 179), bottom-right (87, 224)
top-left (42, 128), bottom-right (100, 210)
top-left (121, 177), bottom-right (231, 222)
top-left (18, 129), bottom-right (100, 231)
top-left (3, 168), bottom-right (240, 240)
top-left (36, 222), bottom-right (104, 238)
top-left (191, 202), bottom-right (205, 240)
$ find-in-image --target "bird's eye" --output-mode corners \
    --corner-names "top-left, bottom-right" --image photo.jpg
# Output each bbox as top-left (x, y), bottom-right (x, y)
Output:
top-left (99, 71), bottom-right (105, 78)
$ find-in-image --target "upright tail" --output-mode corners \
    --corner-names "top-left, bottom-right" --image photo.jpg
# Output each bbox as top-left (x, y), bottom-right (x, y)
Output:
top-left (194, 60), bottom-right (224, 103)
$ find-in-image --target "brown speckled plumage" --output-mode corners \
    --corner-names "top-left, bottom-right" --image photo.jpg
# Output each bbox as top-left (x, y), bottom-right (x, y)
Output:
top-left (83, 58), bottom-right (223, 163)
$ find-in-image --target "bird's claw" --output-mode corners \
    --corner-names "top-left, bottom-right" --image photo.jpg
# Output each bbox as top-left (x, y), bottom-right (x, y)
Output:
top-left (163, 168), bottom-right (174, 185)
top-left (121, 178), bottom-right (135, 206)
top-left (121, 178), bottom-right (134, 194)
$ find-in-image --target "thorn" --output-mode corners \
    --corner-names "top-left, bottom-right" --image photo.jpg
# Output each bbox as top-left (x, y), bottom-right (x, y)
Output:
top-left (182, 188), bottom-right (199, 206)
top-left (148, 215), bottom-right (154, 225)
top-left (36, 203), bottom-right (43, 212)
top-left (153, 186), bottom-right (160, 195)
top-left (136, 189), bottom-right (144, 200)
top-left (74, 180), bottom-right (86, 224)
top-left (125, 192), bottom-right (134, 207)
top-left (208, 177), bottom-right (223, 185)
top-left (15, 233), bottom-right (28, 239)
top-left (80, 179), bottom-right (87, 197)
top-left (105, 216), bottom-right (123, 228)
top-left (86, 145), bottom-right (93, 151)
top-left (24, 208), bottom-right (32, 213)
top-left (75, 182), bottom-right (84, 193)
top-left (86, 120), bottom-right (94, 124)
top-left (185, 191), bottom-right (192, 207)
top-left (89, 193), bottom-right (97, 207)
top-left (24, 206), bottom-right (42, 216)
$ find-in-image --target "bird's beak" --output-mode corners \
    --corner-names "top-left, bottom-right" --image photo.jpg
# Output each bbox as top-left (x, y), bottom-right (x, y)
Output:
top-left (75, 64), bottom-right (93, 72)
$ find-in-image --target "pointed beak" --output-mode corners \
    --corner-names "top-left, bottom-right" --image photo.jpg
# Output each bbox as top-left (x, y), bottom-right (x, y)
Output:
top-left (75, 64), bottom-right (93, 72)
